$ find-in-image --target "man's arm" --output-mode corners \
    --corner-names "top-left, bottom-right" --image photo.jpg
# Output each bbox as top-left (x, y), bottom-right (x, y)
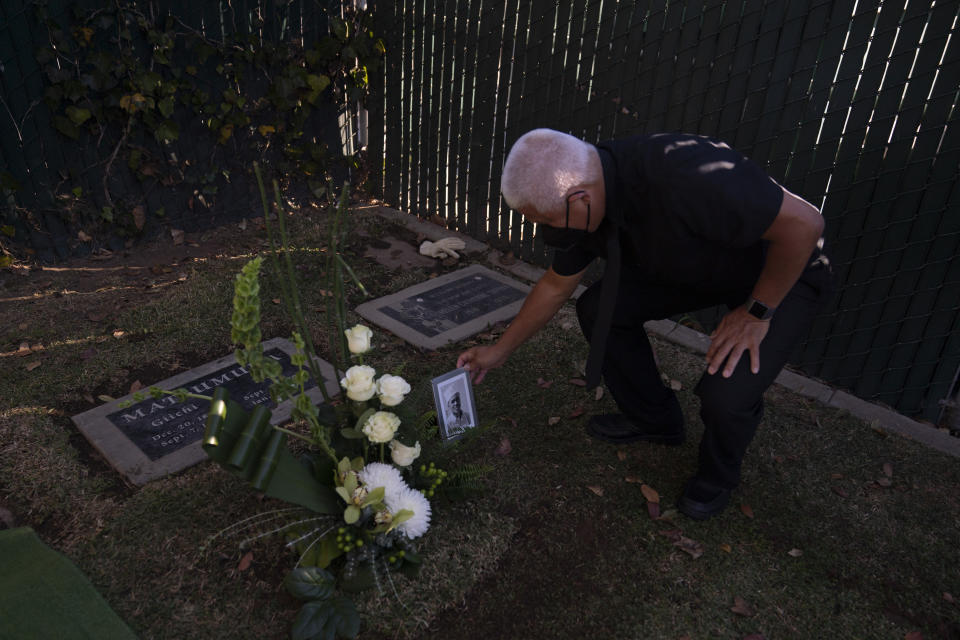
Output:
top-left (457, 266), bottom-right (585, 383)
top-left (705, 189), bottom-right (824, 377)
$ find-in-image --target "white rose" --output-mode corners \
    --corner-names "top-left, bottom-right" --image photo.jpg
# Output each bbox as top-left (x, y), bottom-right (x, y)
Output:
top-left (344, 324), bottom-right (373, 355)
top-left (389, 440), bottom-right (421, 467)
top-left (377, 374), bottom-right (411, 407)
top-left (340, 365), bottom-right (376, 401)
top-left (362, 411), bottom-right (401, 444)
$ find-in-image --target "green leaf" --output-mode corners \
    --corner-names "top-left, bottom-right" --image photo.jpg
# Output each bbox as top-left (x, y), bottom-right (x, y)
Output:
top-left (53, 116), bottom-right (80, 139)
top-left (343, 505), bottom-right (360, 524)
top-left (0, 255), bottom-right (12, 268)
top-left (339, 428), bottom-right (363, 439)
top-left (158, 95), bottom-right (175, 118)
top-left (155, 120), bottom-right (179, 143)
top-left (284, 567), bottom-right (335, 602)
top-left (291, 596), bottom-right (360, 640)
top-left (353, 408), bottom-right (375, 433)
top-left (0, 225), bottom-right (14, 238)
top-left (306, 74), bottom-right (330, 93)
top-left (330, 17), bottom-right (348, 41)
top-left (387, 509), bottom-right (413, 533)
top-left (65, 105), bottom-right (91, 125)
top-left (71, 186), bottom-right (82, 197)
top-left (100, 206), bottom-right (113, 222)
top-left (360, 486), bottom-right (383, 508)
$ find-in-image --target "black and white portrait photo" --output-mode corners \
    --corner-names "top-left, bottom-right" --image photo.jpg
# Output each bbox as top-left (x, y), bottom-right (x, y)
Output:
top-left (431, 368), bottom-right (477, 441)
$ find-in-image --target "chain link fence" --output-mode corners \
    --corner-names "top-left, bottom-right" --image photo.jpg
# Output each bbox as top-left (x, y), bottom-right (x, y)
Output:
top-left (366, 0), bottom-right (960, 428)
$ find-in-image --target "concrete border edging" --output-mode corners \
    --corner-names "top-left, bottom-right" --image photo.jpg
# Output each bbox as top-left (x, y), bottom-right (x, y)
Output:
top-left (366, 204), bottom-right (960, 458)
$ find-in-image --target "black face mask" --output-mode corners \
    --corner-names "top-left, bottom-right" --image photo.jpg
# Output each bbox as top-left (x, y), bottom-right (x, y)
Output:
top-left (540, 196), bottom-right (591, 251)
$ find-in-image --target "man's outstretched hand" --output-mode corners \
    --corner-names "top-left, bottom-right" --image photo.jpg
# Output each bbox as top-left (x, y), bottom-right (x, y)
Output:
top-left (705, 307), bottom-right (770, 378)
top-left (456, 345), bottom-right (508, 384)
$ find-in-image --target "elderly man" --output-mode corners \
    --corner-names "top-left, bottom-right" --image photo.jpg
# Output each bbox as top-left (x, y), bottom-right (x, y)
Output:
top-left (457, 128), bottom-right (832, 519)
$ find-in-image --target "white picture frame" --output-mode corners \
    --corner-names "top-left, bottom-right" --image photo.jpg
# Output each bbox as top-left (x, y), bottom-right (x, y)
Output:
top-left (431, 368), bottom-right (478, 441)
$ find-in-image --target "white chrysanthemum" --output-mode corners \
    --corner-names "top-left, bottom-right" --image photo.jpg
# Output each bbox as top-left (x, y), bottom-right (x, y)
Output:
top-left (386, 485), bottom-right (432, 539)
top-left (358, 462), bottom-right (405, 503)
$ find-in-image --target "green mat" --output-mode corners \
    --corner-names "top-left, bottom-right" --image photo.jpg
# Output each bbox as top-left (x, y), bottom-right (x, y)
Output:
top-left (0, 527), bottom-right (136, 640)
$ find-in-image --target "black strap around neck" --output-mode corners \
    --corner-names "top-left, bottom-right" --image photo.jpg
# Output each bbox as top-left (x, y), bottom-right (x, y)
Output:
top-left (584, 224), bottom-right (621, 389)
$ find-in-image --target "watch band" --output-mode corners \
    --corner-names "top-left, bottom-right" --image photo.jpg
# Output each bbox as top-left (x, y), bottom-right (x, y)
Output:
top-left (746, 297), bottom-right (775, 320)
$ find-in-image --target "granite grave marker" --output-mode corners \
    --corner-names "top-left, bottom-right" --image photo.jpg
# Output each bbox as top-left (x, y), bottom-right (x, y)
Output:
top-left (72, 337), bottom-right (340, 485)
top-left (356, 264), bottom-right (530, 349)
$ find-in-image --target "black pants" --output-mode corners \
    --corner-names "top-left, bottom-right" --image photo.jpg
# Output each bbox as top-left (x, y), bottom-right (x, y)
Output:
top-left (577, 262), bottom-right (832, 489)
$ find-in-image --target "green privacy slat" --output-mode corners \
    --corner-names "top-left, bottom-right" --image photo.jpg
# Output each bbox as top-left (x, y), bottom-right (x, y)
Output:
top-left (680, 0), bottom-right (726, 135)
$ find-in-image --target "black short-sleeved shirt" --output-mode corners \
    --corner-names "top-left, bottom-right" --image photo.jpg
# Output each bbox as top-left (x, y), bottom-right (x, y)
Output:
top-left (550, 133), bottom-right (784, 294)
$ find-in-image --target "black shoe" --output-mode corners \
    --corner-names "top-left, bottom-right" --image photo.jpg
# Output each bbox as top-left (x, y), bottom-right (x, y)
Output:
top-left (586, 414), bottom-right (684, 445)
top-left (677, 477), bottom-right (732, 520)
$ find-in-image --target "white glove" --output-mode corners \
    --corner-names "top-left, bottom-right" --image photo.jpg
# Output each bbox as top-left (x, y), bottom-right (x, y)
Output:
top-left (419, 237), bottom-right (466, 259)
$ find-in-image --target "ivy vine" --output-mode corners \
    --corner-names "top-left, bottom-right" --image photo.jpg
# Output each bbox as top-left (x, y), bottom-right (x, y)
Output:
top-left (30, 0), bottom-right (383, 241)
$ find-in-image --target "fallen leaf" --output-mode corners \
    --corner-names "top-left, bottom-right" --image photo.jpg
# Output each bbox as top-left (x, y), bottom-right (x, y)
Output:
top-left (616, 450), bottom-right (627, 461)
top-left (17, 322), bottom-right (27, 330)
top-left (882, 462), bottom-right (893, 477)
top-left (271, 298), bottom-right (281, 305)
top-left (129, 380), bottom-right (143, 394)
top-left (569, 406), bottom-right (585, 418)
top-left (657, 528), bottom-right (682, 542)
top-left (237, 551), bottom-right (253, 572)
top-left (78, 230), bottom-right (92, 242)
top-left (657, 508), bottom-right (679, 521)
top-left (904, 632), bottom-right (923, 640)
top-left (875, 477), bottom-right (892, 487)
top-left (568, 378), bottom-right (587, 387)
top-left (84, 394), bottom-right (95, 404)
top-left (944, 592), bottom-right (954, 603)
top-left (646, 501), bottom-right (661, 519)
top-left (132, 205), bottom-right (146, 230)
top-left (669, 379), bottom-right (682, 391)
top-left (720, 543), bottom-right (732, 553)
top-left (536, 377), bottom-right (553, 389)
top-left (740, 503), bottom-right (754, 519)
top-left (494, 437), bottom-right (511, 456)
top-left (787, 548), bottom-right (803, 557)
top-left (731, 595), bottom-right (756, 617)
top-left (17, 342), bottom-right (31, 356)
top-left (547, 416), bottom-right (561, 425)
top-left (674, 535), bottom-right (705, 559)
top-left (624, 476), bottom-right (643, 483)
top-left (97, 394), bottom-right (114, 403)
top-left (25, 361), bottom-right (41, 371)
top-left (774, 455), bottom-right (785, 463)
top-left (587, 485), bottom-right (604, 497)
top-left (171, 228), bottom-right (184, 245)
top-left (113, 330), bottom-right (126, 339)
top-left (595, 387), bottom-right (604, 401)
top-left (640, 484), bottom-right (660, 503)
top-left (830, 473), bottom-right (844, 480)
top-left (831, 486), bottom-right (849, 498)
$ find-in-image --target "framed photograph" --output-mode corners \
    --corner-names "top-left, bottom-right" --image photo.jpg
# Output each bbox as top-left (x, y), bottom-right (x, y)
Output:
top-left (431, 368), bottom-right (478, 442)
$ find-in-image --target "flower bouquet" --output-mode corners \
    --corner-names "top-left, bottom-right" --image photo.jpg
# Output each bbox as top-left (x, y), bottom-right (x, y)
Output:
top-left (191, 172), bottom-right (469, 639)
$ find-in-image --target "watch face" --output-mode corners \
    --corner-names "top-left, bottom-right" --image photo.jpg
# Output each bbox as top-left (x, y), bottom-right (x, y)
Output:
top-left (748, 300), bottom-right (772, 320)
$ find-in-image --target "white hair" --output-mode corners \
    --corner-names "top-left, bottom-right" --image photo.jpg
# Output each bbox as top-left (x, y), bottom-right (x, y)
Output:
top-left (500, 128), bottom-right (596, 214)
